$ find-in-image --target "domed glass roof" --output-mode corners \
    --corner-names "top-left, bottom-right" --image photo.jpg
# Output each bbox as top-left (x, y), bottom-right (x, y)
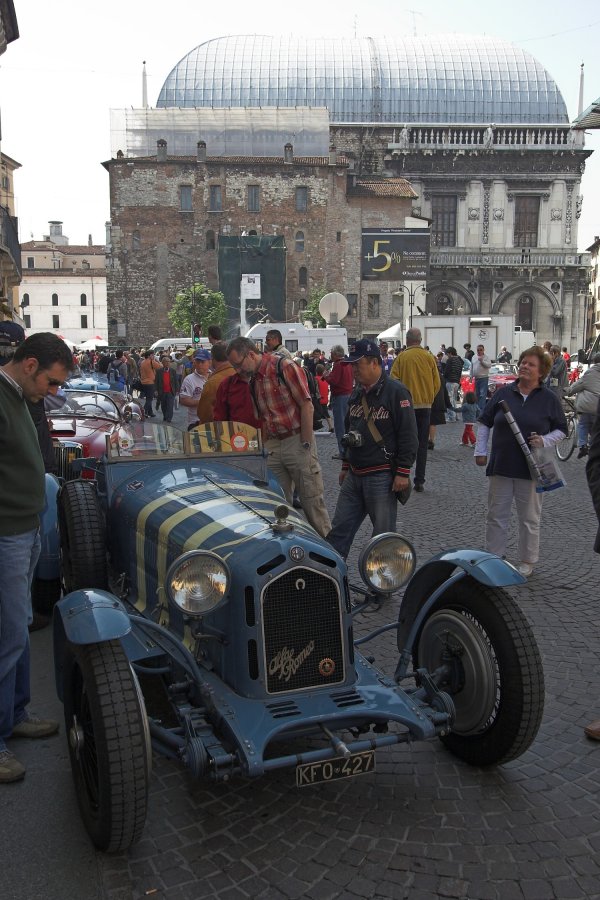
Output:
top-left (157, 34), bottom-right (569, 124)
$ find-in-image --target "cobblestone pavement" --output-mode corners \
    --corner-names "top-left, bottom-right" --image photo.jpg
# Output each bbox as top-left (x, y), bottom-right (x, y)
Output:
top-left (6, 414), bottom-right (600, 900)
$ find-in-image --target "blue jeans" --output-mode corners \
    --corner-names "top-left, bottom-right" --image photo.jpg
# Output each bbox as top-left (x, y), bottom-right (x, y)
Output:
top-left (446, 381), bottom-right (459, 422)
top-left (330, 393), bottom-right (350, 454)
top-left (577, 412), bottom-right (596, 447)
top-left (327, 470), bottom-right (397, 560)
top-left (475, 378), bottom-right (489, 412)
top-left (0, 528), bottom-right (40, 751)
top-left (141, 383), bottom-right (155, 416)
top-left (414, 408), bottom-right (431, 487)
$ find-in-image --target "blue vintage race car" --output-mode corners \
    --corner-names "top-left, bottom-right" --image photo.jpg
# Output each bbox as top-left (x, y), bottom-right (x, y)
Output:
top-left (52, 421), bottom-right (544, 852)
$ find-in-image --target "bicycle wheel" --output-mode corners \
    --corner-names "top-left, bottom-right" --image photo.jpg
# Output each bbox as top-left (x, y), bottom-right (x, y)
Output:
top-left (555, 414), bottom-right (576, 461)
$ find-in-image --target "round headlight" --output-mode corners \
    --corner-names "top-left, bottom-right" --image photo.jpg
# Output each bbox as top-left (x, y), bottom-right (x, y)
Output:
top-left (166, 551), bottom-right (230, 616)
top-left (358, 533), bottom-right (416, 594)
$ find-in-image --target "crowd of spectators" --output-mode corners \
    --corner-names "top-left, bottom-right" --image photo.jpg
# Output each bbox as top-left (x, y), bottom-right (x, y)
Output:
top-left (3, 315), bottom-right (600, 785)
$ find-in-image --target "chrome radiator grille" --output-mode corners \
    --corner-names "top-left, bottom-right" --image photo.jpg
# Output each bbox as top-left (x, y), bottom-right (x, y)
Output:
top-left (54, 442), bottom-right (83, 480)
top-left (262, 568), bottom-right (344, 694)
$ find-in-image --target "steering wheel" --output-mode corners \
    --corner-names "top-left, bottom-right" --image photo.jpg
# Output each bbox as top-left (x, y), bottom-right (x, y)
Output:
top-left (80, 403), bottom-right (109, 416)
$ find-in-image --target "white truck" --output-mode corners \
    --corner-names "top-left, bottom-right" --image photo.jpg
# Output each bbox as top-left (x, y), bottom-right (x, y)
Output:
top-left (149, 337), bottom-right (212, 354)
top-left (244, 322), bottom-right (348, 356)
top-left (408, 314), bottom-right (533, 362)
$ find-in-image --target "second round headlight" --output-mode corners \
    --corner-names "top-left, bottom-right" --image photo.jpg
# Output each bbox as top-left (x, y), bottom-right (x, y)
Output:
top-left (358, 533), bottom-right (416, 594)
top-left (166, 551), bottom-right (230, 616)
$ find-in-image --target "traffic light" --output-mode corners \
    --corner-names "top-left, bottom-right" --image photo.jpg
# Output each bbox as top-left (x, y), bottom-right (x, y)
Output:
top-left (192, 323), bottom-right (201, 344)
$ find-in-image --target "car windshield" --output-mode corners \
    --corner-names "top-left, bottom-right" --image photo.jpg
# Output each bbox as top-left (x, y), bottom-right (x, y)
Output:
top-left (462, 360), bottom-right (472, 373)
top-left (107, 421), bottom-right (264, 460)
top-left (490, 364), bottom-right (516, 375)
top-left (49, 391), bottom-right (121, 420)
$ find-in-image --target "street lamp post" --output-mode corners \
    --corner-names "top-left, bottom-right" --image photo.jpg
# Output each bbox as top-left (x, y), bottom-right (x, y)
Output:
top-left (395, 282), bottom-right (427, 330)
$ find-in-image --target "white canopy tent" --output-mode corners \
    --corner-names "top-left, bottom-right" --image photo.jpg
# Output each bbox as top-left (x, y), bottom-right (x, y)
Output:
top-left (377, 323), bottom-right (404, 341)
top-left (79, 337), bottom-right (108, 350)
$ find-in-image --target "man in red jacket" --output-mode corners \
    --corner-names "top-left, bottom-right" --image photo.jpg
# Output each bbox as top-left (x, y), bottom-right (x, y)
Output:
top-left (213, 371), bottom-right (261, 429)
top-left (324, 344), bottom-right (354, 455)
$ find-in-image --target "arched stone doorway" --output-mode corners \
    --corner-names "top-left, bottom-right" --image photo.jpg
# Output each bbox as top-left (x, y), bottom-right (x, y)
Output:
top-left (426, 282), bottom-right (476, 316)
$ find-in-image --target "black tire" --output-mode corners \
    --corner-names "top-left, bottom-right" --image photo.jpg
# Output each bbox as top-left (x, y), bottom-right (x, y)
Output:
top-left (413, 579), bottom-right (544, 766)
top-left (555, 415), bottom-right (576, 461)
top-left (59, 480), bottom-right (107, 592)
top-left (63, 640), bottom-right (150, 852)
top-left (32, 577), bottom-right (62, 615)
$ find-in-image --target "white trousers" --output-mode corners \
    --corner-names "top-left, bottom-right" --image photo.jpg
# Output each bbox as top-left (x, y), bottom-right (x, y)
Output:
top-left (485, 475), bottom-right (543, 565)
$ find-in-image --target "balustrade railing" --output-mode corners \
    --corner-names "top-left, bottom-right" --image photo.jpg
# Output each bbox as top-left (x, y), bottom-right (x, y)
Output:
top-left (388, 124), bottom-right (579, 152)
top-left (430, 250), bottom-right (590, 268)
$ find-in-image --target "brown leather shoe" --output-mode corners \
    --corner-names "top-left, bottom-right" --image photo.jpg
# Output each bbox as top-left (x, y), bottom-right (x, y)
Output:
top-left (584, 719), bottom-right (600, 740)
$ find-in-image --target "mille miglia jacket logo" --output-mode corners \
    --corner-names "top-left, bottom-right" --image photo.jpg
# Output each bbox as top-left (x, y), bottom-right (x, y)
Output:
top-left (268, 641), bottom-right (315, 681)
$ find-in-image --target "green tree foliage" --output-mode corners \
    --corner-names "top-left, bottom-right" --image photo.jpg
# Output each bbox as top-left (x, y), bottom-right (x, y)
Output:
top-left (168, 283), bottom-right (227, 337)
top-left (300, 284), bottom-right (328, 328)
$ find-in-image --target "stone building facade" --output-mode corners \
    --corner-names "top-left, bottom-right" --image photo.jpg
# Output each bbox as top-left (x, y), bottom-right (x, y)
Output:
top-left (20, 222), bottom-right (108, 345)
top-left (104, 144), bottom-right (416, 346)
top-left (331, 122), bottom-right (592, 351)
top-left (0, 0), bottom-right (20, 323)
top-left (105, 34), bottom-right (594, 350)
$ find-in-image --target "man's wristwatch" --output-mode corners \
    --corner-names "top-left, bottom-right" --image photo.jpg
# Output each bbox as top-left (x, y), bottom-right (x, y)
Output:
top-left (302, 441), bottom-right (310, 450)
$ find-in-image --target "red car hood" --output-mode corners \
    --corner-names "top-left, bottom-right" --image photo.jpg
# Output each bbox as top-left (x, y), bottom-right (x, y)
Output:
top-left (47, 416), bottom-right (115, 443)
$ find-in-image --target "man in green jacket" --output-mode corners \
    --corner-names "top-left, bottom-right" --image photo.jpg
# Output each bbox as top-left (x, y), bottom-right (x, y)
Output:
top-left (0, 332), bottom-right (73, 782)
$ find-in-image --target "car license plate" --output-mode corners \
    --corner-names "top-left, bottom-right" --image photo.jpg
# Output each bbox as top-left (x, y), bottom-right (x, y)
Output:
top-left (295, 750), bottom-right (375, 787)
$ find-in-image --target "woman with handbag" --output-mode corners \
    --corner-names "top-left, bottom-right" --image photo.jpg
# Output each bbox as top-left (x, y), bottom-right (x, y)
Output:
top-left (474, 346), bottom-right (567, 578)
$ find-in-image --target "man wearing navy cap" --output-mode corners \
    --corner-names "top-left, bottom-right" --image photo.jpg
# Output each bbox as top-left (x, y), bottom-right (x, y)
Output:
top-left (327, 339), bottom-right (418, 559)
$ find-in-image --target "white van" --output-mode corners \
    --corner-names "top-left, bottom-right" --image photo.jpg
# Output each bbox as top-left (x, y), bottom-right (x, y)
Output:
top-left (149, 337), bottom-right (211, 354)
top-left (244, 322), bottom-right (348, 356)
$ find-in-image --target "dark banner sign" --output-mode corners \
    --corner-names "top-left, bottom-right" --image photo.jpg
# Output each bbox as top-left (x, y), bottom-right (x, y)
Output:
top-left (361, 228), bottom-right (430, 281)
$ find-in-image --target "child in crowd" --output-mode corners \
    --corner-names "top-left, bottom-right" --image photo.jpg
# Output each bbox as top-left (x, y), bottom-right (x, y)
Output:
top-left (461, 390), bottom-right (478, 446)
top-left (315, 364), bottom-right (334, 432)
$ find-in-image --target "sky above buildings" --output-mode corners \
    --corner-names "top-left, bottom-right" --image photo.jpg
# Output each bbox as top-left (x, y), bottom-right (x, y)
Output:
top-left (1, 0), bottom-right (599, 249)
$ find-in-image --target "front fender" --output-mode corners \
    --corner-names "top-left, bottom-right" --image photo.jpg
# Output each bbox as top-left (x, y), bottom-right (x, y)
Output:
top-left (53, 590), bottom-right (132, 701)
top-left (397, 549), bottom-right (524, 652)
top-left (36, 473), bottom-right (61, 580)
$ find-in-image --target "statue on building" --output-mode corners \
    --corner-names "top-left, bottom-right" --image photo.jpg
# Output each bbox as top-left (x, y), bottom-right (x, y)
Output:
top-left (483, 124), bottom-right (494, 149)
top-left (398, 124), bottom-right (410, 149)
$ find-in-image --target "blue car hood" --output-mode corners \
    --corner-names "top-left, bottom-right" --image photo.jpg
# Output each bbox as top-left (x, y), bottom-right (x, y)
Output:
top-left (108, 461), bottom-right (317, 608)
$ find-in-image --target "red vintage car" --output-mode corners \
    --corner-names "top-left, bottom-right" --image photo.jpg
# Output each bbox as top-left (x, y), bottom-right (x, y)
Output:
top-left (47, 390), bottom-right (144, 479)
top-left (460, 359), bottom-right (474, 398)
top-left (460, 362), bottom-right (518, 401)
top-left (486, 363), bottom-right (519, 397)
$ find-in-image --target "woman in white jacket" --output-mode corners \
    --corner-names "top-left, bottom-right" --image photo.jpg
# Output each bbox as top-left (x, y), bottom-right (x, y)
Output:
top-left (565, 354), bottom-right (600, 458)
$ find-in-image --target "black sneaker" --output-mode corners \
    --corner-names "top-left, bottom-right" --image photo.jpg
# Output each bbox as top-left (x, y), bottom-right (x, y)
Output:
top-left (414, 483), bottom-right (424, 493)
top-left (577, 445), bottom-right (589, 459)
